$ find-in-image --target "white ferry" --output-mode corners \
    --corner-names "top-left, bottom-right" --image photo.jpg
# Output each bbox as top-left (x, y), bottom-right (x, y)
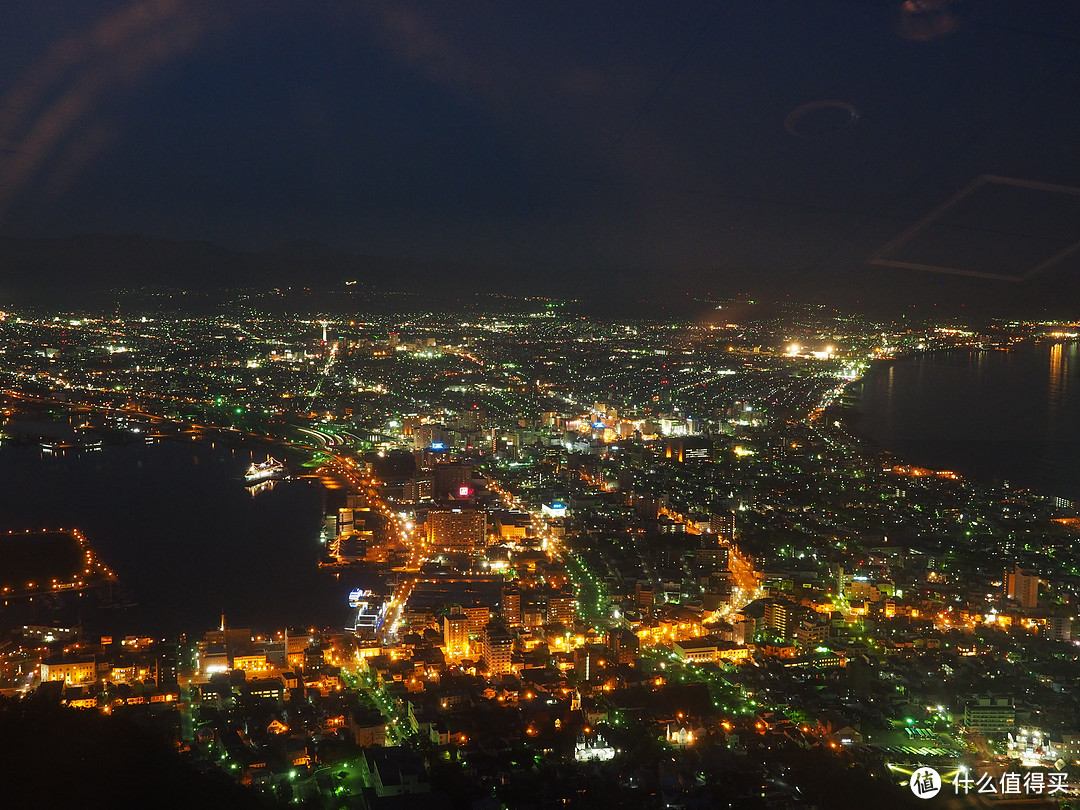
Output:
top-left (244, 457), bottom-right (286, 485)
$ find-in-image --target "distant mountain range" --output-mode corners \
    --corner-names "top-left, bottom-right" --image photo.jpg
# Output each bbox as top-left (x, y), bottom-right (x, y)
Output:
top-left (2, 233), bottom-right (1080, 321)
top-left (0, 234), bottom-right (527, 309)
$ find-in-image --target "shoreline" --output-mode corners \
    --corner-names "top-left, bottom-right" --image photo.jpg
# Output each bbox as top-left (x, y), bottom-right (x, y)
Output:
top-left (835, 340), bottom-right (1080, 506)
top-left (0, 431), bottom-right (336, 638)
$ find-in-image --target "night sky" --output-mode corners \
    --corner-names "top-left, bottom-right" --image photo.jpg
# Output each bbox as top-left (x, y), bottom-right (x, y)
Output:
top-left (2, 1), bottom-right (1080, 313)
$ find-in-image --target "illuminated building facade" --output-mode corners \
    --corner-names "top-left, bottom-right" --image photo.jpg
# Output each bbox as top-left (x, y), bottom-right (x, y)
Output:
top-left (462, 605), bottom-right (490, 634)
top-left (427, 509), bottom-right (487, 551)
top-left (482, 622), bottom-right (513, 674)
top-left (1006, 564), bottom-right (1039, 608)
top-left (710, 510), bottom-right (736, 542)
top-left (547, 593), bottom-right (577, 626)
top-left (501, 587), bottom-right (521, 626)
top-left (284, 628), bottom-right (309, 671)
top-left (763, 598), bottom-right (796, 639)
top-left (443, 613), bottom-right (468, 659)
top-left (40, 656), bottom-right (96, 685)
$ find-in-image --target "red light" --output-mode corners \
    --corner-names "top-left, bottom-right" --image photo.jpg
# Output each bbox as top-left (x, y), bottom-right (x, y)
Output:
top-left (458, 486), bottom-right (472, 498)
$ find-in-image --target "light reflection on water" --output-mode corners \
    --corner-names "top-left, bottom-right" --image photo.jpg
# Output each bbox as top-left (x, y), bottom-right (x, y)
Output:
top-left (0, 438), bottom-right (380, 636)
top-left (859, 341), bottom-right (1080, 501)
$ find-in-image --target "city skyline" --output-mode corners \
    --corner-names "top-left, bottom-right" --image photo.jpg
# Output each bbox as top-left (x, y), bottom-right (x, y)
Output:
top-left (4, 2), bottom-right (1080, 807)
top-left (2, 296), bottom-right (1080, 807)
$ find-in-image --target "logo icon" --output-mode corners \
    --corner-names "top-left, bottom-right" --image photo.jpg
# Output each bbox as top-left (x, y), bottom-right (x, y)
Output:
top-left (910, 766), bottom-right (942, 799)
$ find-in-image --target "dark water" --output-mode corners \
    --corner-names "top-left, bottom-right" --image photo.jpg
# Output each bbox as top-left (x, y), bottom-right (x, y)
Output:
top-left (0, 438), bottom-right (377, 637)
top-left (858, 341), bottom-right (1080, 501)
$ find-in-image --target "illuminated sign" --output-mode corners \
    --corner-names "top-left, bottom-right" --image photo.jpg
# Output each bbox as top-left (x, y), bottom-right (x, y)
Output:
top-left (430, 442), bottom-right (445, 450)
top-left (458, 485), bottom-right (473, 498)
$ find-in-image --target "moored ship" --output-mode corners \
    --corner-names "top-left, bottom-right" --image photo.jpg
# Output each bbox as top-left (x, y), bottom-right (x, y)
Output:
top-left (244, 457), bottom-right (287, 485)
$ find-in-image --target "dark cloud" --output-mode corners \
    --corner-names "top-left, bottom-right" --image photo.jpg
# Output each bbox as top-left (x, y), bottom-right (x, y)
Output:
top-left (1, 1), bottom-right (1079, 314)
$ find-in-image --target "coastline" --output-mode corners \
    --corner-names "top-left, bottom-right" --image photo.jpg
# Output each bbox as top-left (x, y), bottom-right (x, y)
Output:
top-left (838, 339), bottom-right (1080, 505)
top-left (0, 434), bottom-right (336, 638)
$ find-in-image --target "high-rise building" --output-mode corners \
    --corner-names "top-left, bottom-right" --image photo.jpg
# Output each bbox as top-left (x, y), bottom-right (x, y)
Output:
top-left (433, 462), bottom-right (473, 500)
top-left (547, 593), bottom-right (577, 626)
top-left (402, 476), bottom-right (433, 503)
top-left (710, 510), bottom-right (736, 542)
top-left (482, 622), bottom-right (513, 675)
top-left (413, 424), bottom-right (448, 451)
top-left (443, 613), bottom-right (468, 659)
top-left (635, 582), bottom-right (655, 612)
top-left (1046, 616), bottom-right (1072, 642)
top-left (1006, 564), bottom-right (1038, 609)
top-left (501, 587), bottom-right (521, 627)
top-left (693, 543), bottom-right (729, 570)
top-left (522, 601), bottom-right (545, 629)
top-left (794, 617), bottom-right (829, 648)
top-left (426, 509), bottom-right (487, 551)
top-left (611, 629), bottom-right (640, 665)
top-left (665, 436), bottom-right (711, 462)
top-left (462, 605), bottom-right (490, 634)
top-left (763, 598), bottom-right (797, 639)
top-left (575, 644), bottom-right (607, 681)
top-left (284, 628), bottom-right (310, 671)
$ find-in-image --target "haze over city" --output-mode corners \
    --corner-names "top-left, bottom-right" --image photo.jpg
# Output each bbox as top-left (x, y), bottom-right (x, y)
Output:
top-left (2, 1), bottom-right (1080, 315)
